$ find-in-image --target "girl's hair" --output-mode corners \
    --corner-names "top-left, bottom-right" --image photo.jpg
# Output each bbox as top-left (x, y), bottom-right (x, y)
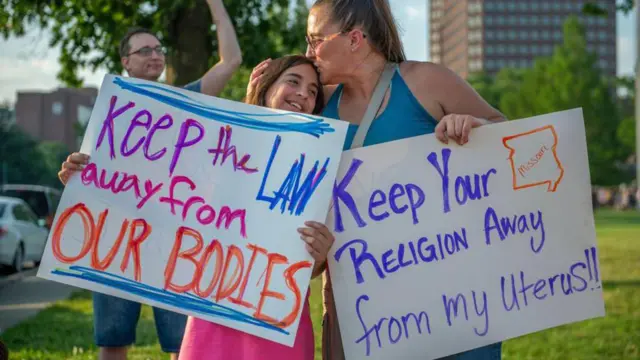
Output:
top-left (245, 55), bottom-right (325, 115)
top-left (312, 0), bottom-right (406, 63)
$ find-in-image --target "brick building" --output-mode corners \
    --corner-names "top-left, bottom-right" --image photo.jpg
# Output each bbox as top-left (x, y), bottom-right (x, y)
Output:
top-left (15, 87), bottom-right (97, 151)
top-left (429, 0), bottom-right (617, 79)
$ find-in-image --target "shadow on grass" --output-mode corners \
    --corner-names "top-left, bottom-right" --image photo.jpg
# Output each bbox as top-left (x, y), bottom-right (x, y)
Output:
top-left (594, 210), bottom-right (640, 226)
top-left (2, 290), bottom-right (162, 357)
top-left (603, 280), bottom-right (640, 290)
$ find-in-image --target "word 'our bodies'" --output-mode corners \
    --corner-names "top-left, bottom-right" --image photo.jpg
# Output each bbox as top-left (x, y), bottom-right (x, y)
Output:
top-left (351, 247), bottom-right (601, 357)
top-left (51, 202), bottom-right (311, 329)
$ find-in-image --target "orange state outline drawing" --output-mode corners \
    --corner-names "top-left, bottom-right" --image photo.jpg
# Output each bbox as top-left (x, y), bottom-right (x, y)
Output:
top-left (502, 125), bottom-right (565, 192)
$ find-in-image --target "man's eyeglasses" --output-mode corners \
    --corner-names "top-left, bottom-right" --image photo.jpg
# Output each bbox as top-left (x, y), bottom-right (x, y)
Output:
top-left (128, 46), bottom-right (167, 57)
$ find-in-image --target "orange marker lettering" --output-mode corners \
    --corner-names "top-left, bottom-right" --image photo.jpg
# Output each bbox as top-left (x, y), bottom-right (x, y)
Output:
top-left (254, 253), bottom-right (288, 325)
top-left (164, 226), bottom-right (203, 292)
top-left (193, 239), bottom-right (224, 298)
top-left (120, 219), bottom-right (151, 282)
top-left (91, 211), bottom-right (128, 270)
top-left (228, 243), bottom-right (268, 309)
top-left (51, 203), bottom-right (95, 263)
top-left (215, 245), bottom-right (245, 302)
top-left (279, 260), bottom-right (312, 328)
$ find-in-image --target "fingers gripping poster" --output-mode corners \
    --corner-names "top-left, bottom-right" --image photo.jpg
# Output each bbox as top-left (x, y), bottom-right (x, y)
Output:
top-left (326, 109), bottom-right (604, 359)
top-left (37, 74), bottom-right (348, 346)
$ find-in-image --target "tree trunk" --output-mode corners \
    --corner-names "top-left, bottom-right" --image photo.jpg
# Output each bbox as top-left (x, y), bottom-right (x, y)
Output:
top-left (165, 1), bottom-right (213, 86)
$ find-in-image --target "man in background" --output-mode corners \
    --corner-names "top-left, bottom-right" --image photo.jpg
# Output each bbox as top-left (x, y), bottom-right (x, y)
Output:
top-left (64, 0), bottom-right (243, 359)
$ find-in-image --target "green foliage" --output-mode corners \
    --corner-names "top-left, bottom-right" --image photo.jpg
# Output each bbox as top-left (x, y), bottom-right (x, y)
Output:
top-left (0, 125), bottom-right (67, 188)
top-left (1, 0), bottom-right (309, 87)
top-left (583, 0), bottom-right (635, 15)
top-left (219, 66), bottom-right (252, 102)
top-left (470, 17), bottom-right (631, 185)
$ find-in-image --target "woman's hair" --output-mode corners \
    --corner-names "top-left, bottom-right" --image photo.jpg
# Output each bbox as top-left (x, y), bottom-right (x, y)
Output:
top-left (312, 0), bottom-right (406, 63)
top-left (245, 55), bottom-right (325, 115)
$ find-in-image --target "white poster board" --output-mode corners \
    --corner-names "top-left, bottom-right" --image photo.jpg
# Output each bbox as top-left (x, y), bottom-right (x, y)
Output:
top-left (37, 74), bottom-right (348, 346)
top-left (326, 108), bottom-right (604, 359)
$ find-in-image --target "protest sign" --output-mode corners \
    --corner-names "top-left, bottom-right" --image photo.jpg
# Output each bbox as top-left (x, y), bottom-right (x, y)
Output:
top-left (37, 74), bottom-right (348, 346)
top-left (326, 108), bottom-right (604, 359)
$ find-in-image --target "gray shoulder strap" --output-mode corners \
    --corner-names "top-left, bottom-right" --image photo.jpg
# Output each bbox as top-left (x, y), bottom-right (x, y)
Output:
top-left (350, 62), bottom-right (397, 149)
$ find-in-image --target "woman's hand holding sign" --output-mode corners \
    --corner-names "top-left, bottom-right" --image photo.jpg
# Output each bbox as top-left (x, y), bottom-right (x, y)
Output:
top-left (435, 114), bottom-right (491, 146)
top-left (298, 221), bottom-right (335, 278)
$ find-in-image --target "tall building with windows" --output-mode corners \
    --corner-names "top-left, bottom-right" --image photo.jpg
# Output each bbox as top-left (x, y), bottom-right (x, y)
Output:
top-left (429, 0), bottom-right (617, 79)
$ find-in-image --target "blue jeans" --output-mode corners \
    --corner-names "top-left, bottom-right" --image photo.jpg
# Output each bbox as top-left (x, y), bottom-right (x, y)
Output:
top-left (92, 292), bottom-right (187, 353)
top-left (441, 342), bottom-right (502, 360)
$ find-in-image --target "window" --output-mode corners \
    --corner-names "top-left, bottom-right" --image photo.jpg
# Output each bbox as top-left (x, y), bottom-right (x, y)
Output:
top-left (52, 102), bottom-right (63, 116)
top-left (520, 31), bottom-right (528, 40)
top-left (0, 203), bottom-right (5, 218)
top-left (598, 32), bottom-right (607, 40)
top-left (13, 205), bottom-right (37, 224)
top-left (520, 45), bottom-right (528, 54)
top-left (554, 31), bottom-right (563, 40)
top-left (508, 30), bottom-right (517, 40)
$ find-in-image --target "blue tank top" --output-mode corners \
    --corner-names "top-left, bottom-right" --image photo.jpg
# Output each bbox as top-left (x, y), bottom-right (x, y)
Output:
top-left (322, 68), bottom-right (438, 151)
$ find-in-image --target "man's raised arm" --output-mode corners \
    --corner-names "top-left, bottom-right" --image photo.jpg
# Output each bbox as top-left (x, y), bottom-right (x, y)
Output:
top-left (199, 0), bottom-right (243, 96)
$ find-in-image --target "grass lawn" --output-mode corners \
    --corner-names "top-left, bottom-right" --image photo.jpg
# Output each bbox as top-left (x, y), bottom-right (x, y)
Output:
top-left (2, 210), bottom-right (639, 359)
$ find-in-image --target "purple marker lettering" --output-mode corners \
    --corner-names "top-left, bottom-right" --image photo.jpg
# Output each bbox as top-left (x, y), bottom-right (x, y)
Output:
top-left (121, 109), bottom-right (152, 157)
top-left (332, 158), bottom-right (366, 233)
top-left (145, 113), bottom-right (173, 161)
top-left (427, 148), bottom-right (452, 214)
top-left (96, 96), bottom-right (135, 159)
top-left (170, 119), bottom-right (204, 176)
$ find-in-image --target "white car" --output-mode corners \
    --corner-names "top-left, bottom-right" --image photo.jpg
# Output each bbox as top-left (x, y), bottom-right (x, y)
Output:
top-left (0, 196), bottom-right (49, 272)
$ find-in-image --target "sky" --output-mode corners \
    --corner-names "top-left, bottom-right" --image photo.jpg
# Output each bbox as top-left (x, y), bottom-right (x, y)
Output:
top-left (0, 0), bottom-right (636, 104)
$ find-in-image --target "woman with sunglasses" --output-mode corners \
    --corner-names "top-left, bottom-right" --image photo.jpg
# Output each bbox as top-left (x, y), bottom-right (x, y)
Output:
top-left (248, 1), bottom-right (506, 359)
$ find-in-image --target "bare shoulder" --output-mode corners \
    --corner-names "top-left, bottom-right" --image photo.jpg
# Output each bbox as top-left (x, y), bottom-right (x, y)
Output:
top-left (397, 61), bottom-right (457, 120)
top-left (399, 61), bottom-right (463, 89)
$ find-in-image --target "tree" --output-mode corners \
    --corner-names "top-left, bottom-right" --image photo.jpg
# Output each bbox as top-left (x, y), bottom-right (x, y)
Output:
top-left (1, 0), bottom-right (309, 88)
top-left (499, 17), bottom-right (626, 185)
top-left (37, 141), bottom-right (70, 187)
top-left (583, 0), bottom-right (635, 15)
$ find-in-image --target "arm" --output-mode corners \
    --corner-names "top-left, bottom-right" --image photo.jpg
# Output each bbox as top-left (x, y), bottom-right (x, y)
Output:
top-left (404, 61), bottom-right (506, 144)
top-left (198, 0), bottom-right (243, 96)
top-left (406, 61), bottom-right (506, 123)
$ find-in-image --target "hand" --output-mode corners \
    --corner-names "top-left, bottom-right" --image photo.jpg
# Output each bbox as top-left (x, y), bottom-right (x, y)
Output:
top-left (297, 221), bottom-right (335, 264)
top-left (246, 58), bottom-right (271, 99)
top-left (435, 114), bottom-right (489, 145)
top-left (58, 152), bottom-right (90, 186)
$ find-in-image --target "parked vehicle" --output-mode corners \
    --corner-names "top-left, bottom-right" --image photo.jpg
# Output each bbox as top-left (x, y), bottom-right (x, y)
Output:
top-left (0, 184), bottom-right (62, 229)
top-left (0, 196), bottom-right (49, 272)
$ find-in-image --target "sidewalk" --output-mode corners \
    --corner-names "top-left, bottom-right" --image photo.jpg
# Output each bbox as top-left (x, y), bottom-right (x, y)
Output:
top-left (0, 267), bottom-right (75, 333)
